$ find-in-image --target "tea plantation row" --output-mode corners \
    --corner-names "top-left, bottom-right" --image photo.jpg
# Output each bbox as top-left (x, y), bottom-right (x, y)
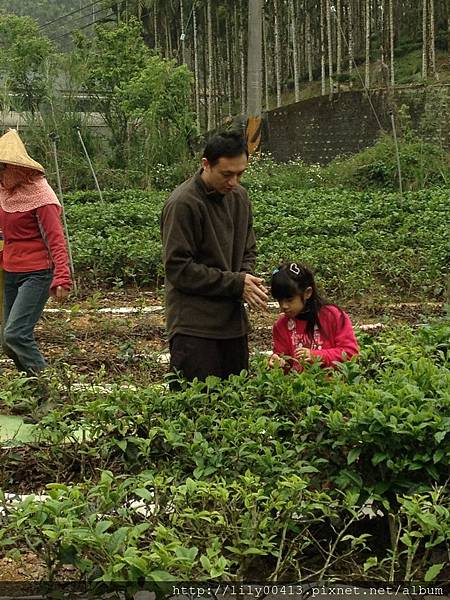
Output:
top-left (1, 320), bottom-right (449, 582)
top-left (64, 187), bottom-right (449, 301)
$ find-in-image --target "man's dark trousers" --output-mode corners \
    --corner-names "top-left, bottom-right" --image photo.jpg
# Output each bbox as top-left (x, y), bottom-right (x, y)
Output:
top-left (169, 334), bottom-right (249, 382)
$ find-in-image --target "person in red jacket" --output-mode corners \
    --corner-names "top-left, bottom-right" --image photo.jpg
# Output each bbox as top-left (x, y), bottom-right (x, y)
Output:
top-left (269, 262), bottom-right (358, 372)
top-left (0, 129), bottom-right (72, 381)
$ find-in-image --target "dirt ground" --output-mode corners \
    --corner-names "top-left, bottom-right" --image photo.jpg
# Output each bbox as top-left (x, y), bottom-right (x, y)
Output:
top-left (0, 290), bottom-right (444, 384)
top-left (0, 552), bottom-right (46, 581)
top-left (32, 291), bottom-right (444, 377)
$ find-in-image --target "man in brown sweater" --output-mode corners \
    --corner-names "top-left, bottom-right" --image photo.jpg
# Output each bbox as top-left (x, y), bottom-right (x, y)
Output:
top-left (161, 131), bottom-right (267, 382)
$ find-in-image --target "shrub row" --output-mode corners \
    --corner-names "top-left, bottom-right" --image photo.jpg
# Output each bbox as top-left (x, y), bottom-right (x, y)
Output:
top-left (64, 187), bottom-right (449, 301)
top-left (0, 321), bottom-right (449, 582)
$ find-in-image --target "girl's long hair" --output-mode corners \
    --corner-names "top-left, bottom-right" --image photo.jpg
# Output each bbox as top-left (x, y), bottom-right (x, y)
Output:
top-left (270, 262), bottom-right (343, 340)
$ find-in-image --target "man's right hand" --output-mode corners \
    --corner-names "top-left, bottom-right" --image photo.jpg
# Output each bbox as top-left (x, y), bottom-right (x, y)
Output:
top-left (243, 274), bottom-right (268, 310)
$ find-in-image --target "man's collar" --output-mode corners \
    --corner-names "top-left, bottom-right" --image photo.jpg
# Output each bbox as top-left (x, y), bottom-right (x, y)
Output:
top-left (195, 168), bottom-right (224, 201)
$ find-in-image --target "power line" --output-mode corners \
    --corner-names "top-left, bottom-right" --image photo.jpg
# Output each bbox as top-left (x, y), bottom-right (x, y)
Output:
top-left (46, 4), bottom-right (110, 39)
top-left (48, 6), bottom-right (112, 42)
top-left (39, 0), bottom-right (105, 30)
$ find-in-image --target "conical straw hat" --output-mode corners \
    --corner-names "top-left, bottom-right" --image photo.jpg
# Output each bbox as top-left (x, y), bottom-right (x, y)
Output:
top-left (0, 129), bottom-right (44, 173)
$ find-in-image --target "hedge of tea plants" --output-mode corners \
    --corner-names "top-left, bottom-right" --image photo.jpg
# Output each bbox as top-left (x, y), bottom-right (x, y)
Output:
top-left (64, 186), bottom-right (449, 301)
top-left (0, 320), bottom-right (449, 583)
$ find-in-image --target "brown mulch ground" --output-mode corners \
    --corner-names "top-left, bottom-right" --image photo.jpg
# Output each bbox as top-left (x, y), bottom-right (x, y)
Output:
top-left (0, 293), bottom-right (443, 384)
top-left (0, 553), bottom-right (46, 581)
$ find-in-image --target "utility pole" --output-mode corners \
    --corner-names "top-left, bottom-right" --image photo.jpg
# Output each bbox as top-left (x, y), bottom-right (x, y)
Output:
top-left (246, 0), bottom-right (263, 155)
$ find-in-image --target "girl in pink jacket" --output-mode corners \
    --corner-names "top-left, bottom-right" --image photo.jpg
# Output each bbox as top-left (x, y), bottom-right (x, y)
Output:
top-left (269, 262), bottom-right (359, 372)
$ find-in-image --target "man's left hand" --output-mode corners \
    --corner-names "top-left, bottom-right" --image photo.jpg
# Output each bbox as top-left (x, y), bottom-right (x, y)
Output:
top-left (243, 274), bottom-right (268, 310)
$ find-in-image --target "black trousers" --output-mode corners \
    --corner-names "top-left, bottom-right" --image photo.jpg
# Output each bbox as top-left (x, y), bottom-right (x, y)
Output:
top-left (169, 334), bottom-right (249, 382)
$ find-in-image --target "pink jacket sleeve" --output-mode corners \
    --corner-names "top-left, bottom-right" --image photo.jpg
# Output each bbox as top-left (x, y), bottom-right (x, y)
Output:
top-left (37, 204), bottom-right (72, 291)
top-left (272, 319), bottom-right (302, 372)
top-left (310, 307), bottom-right (359, 368)
top-left (272, 319), bottom-right (290, 356)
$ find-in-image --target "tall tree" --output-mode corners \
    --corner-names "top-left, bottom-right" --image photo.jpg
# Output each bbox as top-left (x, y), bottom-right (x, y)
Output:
top-left (336, 0), bottom-right (342, 91)
top-left (9, 0), bottom-right (449, 131)
top-left (447, 0), bottom-right (450, 54)
top-left (320, 0), bottom-right (326, 95)
top-left (0, 14), bottom-right (54, 113)
top-left (289, 0), bottom-right (300, 101)
top-left (246, 0), bottom-right (263, 155)
top-left (239, 0), bottom-right (247, 113)
top-left (422, 0), bottom-right (428, 79)
top-left (153, 2), bottom-right (159, 52)
top-left (306, 10), bottom-right (313, 82)
top-left (192, 5), bottom-right (201, 130)
top-left (263, 9), bottom-right (270, 109)
top-left (428, 0), bottom-right (437, 79)
top-left (389, 0), bottom-right (395, 86)
top-left (326, 0), bottom-right (334, 98)
top-left (179, 0), bottom-right (186, 65)
top-left (273, 0), bottom-right (282, 106)
top-left (365, 0), bottom-right (371, 89)
top-left (348, 0), bottom-right (354, 85)
top-left (206, 0), bottom-right (214, 130)
top-left (74, 20), bottom-right (148, 165)
top-left (225, 17), bottom-right (233, 117)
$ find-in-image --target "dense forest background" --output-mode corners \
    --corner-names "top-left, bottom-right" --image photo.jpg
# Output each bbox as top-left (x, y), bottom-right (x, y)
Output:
top-left (1, 1), bottom-right (449, 189)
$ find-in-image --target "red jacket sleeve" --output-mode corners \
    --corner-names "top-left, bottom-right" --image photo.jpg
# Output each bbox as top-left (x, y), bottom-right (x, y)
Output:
top-left (36, 205), bottom-right (72, 291)
top-left (310, 307), bottom-right (359, 368)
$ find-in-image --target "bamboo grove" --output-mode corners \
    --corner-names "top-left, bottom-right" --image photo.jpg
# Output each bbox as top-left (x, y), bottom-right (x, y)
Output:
top-left (93, 1), bottom-right (448, 130)
top-left (2, 0), bottom-right (449, 132)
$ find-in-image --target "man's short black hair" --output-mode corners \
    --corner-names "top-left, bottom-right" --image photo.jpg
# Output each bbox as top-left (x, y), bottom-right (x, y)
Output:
top-left (203, 131), bottom-right (248, 166)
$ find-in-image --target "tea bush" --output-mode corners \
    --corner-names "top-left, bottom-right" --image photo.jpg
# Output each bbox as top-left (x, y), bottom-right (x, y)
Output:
top-left (323, 134), bottom-right (450, 191)
top-left (241, 153), bottom-right (323, 192)
top-left (0, 321), bottom-right (448, 583)
top-left (64, 186), bottom-right (450, 300)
